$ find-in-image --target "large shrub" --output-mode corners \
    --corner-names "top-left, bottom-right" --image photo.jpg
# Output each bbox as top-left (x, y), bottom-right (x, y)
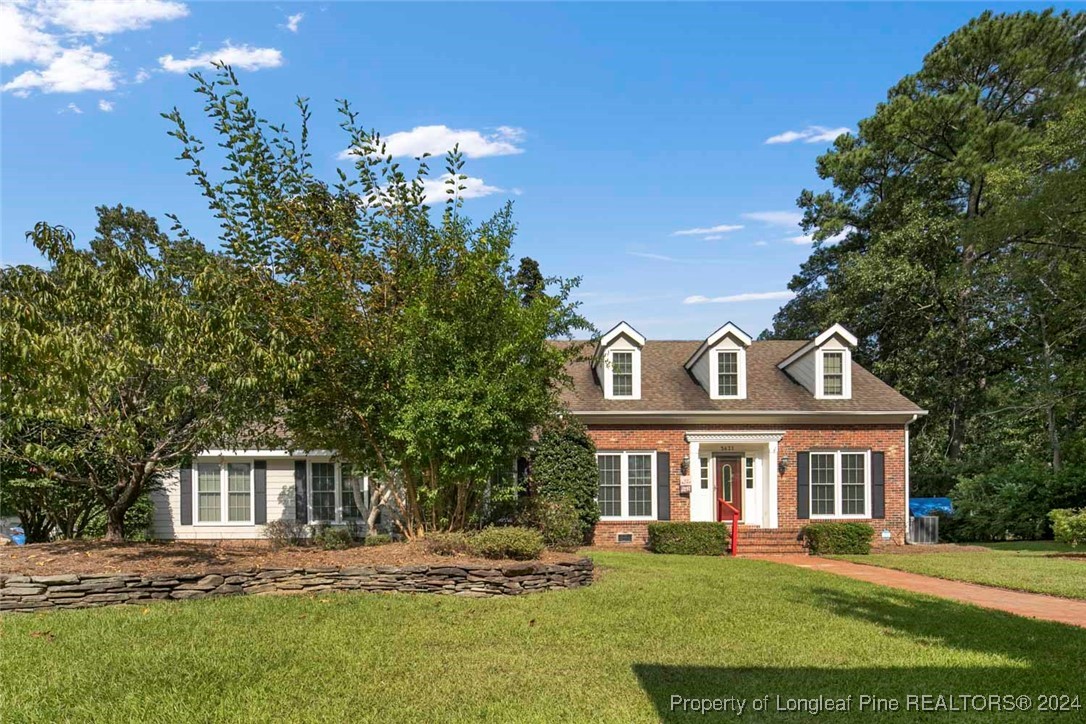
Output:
top-left (426, 531), bottom-right (476, 556)
top-left (471, 526), bottom-right (544, 560)
top-left (1049, 509), bottom-right (1086, 548)
top-left (949, 464), bottom-right (1086, 541)
top-left (519, 497), bottom-right (585, 551)
top-left (529, 418), bottom-right (600, 538)
top-left (648, 522), bottom-right (728, 556)
top-left (802, 522), bottom-right (875, 555)
top-left (263, 519), bottom-right (307, 548)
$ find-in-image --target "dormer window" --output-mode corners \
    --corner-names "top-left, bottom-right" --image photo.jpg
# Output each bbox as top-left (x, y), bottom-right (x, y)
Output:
top-left (822, 351), bottom-right (844, 396)
top-left (684, 322), bottom-right (751, 400)
top-left (717, 350), bottom-right (739, 397)
top-left (612, 351), bottom-right (634, 397)
top-left (594, 322), bottom-right (645, 400)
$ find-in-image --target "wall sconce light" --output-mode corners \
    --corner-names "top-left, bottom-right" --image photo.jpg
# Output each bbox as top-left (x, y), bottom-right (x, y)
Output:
top-left (680, 456), bottom-right (690, 475)
top-left (778, 456), bottom-right (790, 475)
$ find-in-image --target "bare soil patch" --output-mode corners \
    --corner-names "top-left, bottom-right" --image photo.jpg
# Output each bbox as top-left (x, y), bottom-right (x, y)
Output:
top-left (1, 540), bottom-right (582, 577)
top-left (865, 543), bottom-right (993, 555)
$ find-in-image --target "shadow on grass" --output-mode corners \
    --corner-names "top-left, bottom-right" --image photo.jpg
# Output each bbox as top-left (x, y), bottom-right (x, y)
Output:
top-left (635, 585), bottom-right (1086, 721)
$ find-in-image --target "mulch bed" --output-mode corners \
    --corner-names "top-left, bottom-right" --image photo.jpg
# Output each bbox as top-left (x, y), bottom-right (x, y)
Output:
top-left (864, 543), bottom-right (994, 555)
top-left (0, 540), bottom-right (582, 577)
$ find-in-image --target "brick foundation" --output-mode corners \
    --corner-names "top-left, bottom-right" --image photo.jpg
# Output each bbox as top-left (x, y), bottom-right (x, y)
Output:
top-left (586, 423), bottom-right (908, 546)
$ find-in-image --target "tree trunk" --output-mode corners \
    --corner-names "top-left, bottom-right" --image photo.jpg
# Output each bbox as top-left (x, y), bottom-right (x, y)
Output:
top-left (104, 505), bottom-right (126, 541)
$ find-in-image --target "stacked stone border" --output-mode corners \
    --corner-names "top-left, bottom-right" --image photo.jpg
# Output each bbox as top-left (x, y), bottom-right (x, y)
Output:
top-left (0, 559), bottom-right (594, 613)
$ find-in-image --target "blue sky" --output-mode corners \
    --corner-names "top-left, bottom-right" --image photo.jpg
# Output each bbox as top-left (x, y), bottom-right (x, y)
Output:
top-left (3, 1), bottom-right (1077, 339)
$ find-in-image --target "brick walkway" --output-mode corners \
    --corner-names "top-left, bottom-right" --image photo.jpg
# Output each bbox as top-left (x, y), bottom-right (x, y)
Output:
top-left (750, 554), bottom-right (1086, 629)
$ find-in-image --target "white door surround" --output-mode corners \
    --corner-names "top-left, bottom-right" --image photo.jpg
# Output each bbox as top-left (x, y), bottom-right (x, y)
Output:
top-left (686, 431), bottom-right (784, 528)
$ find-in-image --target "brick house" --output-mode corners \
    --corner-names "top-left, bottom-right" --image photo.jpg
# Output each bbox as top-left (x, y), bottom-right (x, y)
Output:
top-left (563, 322), bottom-right (925, 552)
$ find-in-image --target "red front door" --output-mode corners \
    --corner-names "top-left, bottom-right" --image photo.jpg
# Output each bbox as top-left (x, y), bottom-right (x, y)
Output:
top-left (715, 457), bottom-right (742, 522)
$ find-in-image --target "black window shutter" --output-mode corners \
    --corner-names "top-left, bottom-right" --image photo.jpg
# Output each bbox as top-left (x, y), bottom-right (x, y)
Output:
top-left (796, 452), bottom-right (810, 520)
top-left (656, 451), bottom-right (670, 521)
top-left (294, 460), bottom-right (308, 524)
top-left (254, 460), bottom-right (267, 524)
top-left (871, 452), bottom-right (885, 519)
top-left (179, 465), bottom-right (193, 525)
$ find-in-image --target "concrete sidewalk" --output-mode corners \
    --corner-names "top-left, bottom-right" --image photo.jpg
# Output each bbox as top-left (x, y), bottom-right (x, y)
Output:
top-left (750, 554), bottom-right (1086, 629)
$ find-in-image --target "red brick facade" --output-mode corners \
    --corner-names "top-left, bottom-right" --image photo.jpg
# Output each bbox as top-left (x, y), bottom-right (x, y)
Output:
top-left (585, 423), bottom-right (907, 547)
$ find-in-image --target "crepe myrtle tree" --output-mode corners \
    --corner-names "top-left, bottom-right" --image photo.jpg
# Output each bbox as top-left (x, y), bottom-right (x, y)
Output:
top-left (0, 206), bottom-right (301, 540)
top-left (163, 65), bottom-right (592, 537)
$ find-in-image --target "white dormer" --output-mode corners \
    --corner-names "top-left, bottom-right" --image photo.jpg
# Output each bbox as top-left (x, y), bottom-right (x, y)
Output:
top-left (684, 322), bottom-right (752, 400)
top-left (777, 323), bottom-right (857, 400)
top-left (594, 322), bottom-right (645, 400)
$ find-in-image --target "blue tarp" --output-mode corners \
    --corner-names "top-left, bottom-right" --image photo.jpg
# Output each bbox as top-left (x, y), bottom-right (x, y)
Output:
top-left (910, 497), bottom-right (953, 517)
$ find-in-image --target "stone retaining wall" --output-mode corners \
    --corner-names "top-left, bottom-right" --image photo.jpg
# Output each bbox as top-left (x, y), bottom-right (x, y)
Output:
top-left (0, 559), bottom-right (594, 613)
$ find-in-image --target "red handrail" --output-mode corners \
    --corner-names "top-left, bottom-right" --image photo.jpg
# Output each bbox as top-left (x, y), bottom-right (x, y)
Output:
top-left (717, 498), bottom-right (740, 556)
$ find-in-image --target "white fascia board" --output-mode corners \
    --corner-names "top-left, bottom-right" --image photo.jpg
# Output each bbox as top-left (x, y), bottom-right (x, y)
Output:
top-left (593, 321), bottom-right (646, 365)
top-left (199, 449), bottom-right (337, 459)
top-left (777, 323), bottom-right (858, 370)
top-left (684, 321), bottom-right (752, 370)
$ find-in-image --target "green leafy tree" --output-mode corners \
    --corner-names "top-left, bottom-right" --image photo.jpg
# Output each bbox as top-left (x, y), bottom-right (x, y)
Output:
top-left (529, 416), bottom-right (600, 536)
top-left (1, 206), bottom-right (299, 540)
top-left (163, 66), bottom-right (591, 537)
top-left (767, 10), bottom-right (1086, 476)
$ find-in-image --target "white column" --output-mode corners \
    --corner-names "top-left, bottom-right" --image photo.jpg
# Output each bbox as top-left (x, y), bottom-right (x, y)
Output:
top-left (689, 439), bottom-right (708, 521)
top-left (767, 440), bottom-right (779, 529)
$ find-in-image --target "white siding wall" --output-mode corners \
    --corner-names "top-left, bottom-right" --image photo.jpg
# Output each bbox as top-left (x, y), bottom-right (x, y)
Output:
top-left (152, 458), bottom-right (297, 540)
top-left (788, 349), bottom-right (817, 394)
top-left (691, 348), bottom-right (711, 392)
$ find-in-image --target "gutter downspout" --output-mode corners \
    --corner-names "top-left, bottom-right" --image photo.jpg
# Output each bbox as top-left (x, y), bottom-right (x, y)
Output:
top-left (904, 414), bottom-right (918, 544)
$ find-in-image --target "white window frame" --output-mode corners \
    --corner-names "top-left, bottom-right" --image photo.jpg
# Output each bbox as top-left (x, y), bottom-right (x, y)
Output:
top-left (815, 349), bottom-right (851, 399)
top-left (809, 450), bottom-right (871, 520)
top-left (596, 450), bottom-right (657, 521)
top-left (193, 458), bottom-right (255, 526)
top-left (603, 347), bottom-right (641, 399)
top-left (307, 461), bottom-right (370, 525)
top-left (709, 344), bottom-right (747, 399)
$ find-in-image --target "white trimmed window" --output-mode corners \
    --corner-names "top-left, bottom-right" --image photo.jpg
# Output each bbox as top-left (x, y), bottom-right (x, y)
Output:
top-left (717, 351), bottom-right (738, 396)
top-left (195, 461), bottom-right (253, 524)
top-left (596, 451), bottom-right (656, 520)
top-left (815, 348), bottom-right (851, 399)
top-left (309, 461), bottom-right (370, 524)
top-left (611, 351), bottom-right (634, 397)
top-left (810, 451), bottom-right (870, 518)
top-left (700, 457), bottom-right (710, 490)
top-left (744, 457), bottom-right (754, 490)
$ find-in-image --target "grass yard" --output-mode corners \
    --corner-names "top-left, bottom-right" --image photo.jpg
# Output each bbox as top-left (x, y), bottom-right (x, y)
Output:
top-left (2, 551), bottom-right (1085, 723)
top-left (837, 542), bottom-right (1086, 600)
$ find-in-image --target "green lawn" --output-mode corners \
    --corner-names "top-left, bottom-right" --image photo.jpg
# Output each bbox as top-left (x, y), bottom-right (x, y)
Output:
top-left (2, 551), bottom-right (1085, 722)
top-left (836, 544), bottom-right (1086, 600)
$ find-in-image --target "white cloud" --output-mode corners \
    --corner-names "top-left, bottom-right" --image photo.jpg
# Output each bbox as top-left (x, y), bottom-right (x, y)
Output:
top-left (419, 174), bottom-right (502, 204)
top-left (683, 291), bottom-right (795, 304)
top-left (98, 98), bottom-right (113, 111)
top-left (133, 68), bottom-right (151, 83)
top-left (159, 43), bottom-right (284, 73)
top-left (341, 124), bottom-right (525, 161)
top-left (3, 1), bottom-right (186, 95)
top-left (3, 45), bottom-right (116, 94)
top-left (628, 251), bottom-right (675, 262)
top-left (40, 0), bottom-right (188, 34)
top-left (765, 126), bottom-right (852, 145)
top-left (61, 101), bottom-right (82, 114)
top-left (671, 224), bottom-right (743, 237)
top-left (702, 234), bottom-right (724, 241)
top-left (753, 240), bottom-right (769, 247)
top-left (282, 12), bottom-right (303, 33)
top-left (743, 210), bottom-right (803, 227)
top-left (788, 230), bottom-right (848, 245)
top-left (1, 3), bottom-right (58, 66)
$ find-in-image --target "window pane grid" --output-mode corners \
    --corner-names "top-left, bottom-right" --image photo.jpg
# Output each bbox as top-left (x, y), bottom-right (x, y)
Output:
top-left (227, 463), bottom-right (251, 522)
top-left (745, 457), bottom-right (754, 489)
top-left (311, 463), bottom-right (337, 522)
top-left (810, 453), bottom-right (836, 516)
top-left (197, 463), bottom-right (221, 523)
top-left (700, 457), bottom-right (709, 490)
top-left (823, 352), bottom-right (844, 395)
top-left (718, 351), bottom-right (738, 396)
top-left (341, 465), bottom-right (365, 521)
top-left (841, 453), bottom-right (866, 515)
top-left (612, 352), bottom-right (633, 396)
top-left (627, 454), bottom-right (652, 517)
top-left (597, 455), bottom-right (622, 517)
